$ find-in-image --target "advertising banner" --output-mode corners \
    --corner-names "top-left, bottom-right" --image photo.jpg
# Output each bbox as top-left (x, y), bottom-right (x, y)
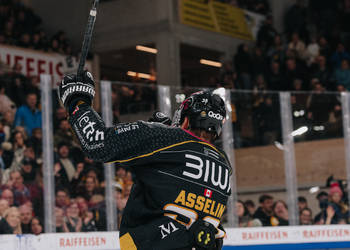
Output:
top-left (179, 0), bottom-right (265, 41)
top-left (0, 45), bottom-right (92, 84)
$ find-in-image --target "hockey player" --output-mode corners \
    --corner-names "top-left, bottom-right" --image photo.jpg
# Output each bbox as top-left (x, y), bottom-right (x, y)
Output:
top-left (59, 71), bottom-right (231, 250)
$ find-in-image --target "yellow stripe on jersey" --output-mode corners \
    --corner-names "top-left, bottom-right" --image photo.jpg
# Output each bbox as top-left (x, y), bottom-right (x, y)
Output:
top-left (107, 140), bottom-right (223, 164)
top-left (120, 233), bottom-right (137, 250)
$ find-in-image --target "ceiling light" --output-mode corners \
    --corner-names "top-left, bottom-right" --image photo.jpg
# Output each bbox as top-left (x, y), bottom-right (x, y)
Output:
top-left (136, 45), bottom-right (158, 54)
top-left (127, 71), bottom-right (154, 80)
top-left (200, 59), bottom-right (222, 68)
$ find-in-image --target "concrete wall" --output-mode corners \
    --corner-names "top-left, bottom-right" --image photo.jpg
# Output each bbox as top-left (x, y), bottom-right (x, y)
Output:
top-left (236, 138), bottom-right (346, 190)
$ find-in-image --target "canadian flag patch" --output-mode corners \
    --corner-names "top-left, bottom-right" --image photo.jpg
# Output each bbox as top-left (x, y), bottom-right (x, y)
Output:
top-left (204, 189), bottom-right (212, 198)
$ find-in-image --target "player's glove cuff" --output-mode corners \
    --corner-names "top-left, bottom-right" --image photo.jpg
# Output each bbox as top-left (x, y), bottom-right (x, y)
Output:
top-left (59, 71), bottom-right (95, 113)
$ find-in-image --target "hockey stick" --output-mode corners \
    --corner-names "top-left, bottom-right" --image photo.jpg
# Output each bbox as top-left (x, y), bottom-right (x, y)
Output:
top-left (77, 0), bottom-right (99, 76)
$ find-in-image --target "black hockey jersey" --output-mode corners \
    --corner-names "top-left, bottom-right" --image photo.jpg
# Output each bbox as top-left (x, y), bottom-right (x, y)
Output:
top-left (69, 104), bottom-right (232, 250)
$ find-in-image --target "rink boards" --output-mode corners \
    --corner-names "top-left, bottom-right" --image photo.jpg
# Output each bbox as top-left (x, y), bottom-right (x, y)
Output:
top-left (0, 225), bottom-right (350, 250)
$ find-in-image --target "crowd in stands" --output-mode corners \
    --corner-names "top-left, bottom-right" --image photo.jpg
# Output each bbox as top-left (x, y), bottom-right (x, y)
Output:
top-left (0, 67), bottom-right (134, 234)
top-left (0, 0), bottom-right (134, 235)
top-left (0, 0), bottom-right (73, 55)
top-left (209, 0), bottom-right (350, 146)
top-left (235, 181), bottom-right (349, 227)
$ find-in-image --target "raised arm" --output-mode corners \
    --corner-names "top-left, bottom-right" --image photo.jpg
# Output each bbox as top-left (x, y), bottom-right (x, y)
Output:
top-left (59, 72), bottom-right (188, 163)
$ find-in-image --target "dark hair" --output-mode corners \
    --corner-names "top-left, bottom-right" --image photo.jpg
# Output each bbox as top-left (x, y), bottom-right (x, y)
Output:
top-left (298, 196), bottom-right (307, 203)
top-left (272, 200), bottom-right (288, 213)
top-left (237, 200), bottom-right (249, 217)
top-left (259, 194), bottom-right (273, 203)
top-left (30, 216), bottom-right (44, 234)
top-left (244, 200), bottom-right (255, 208)
top-left (55, 187), bottom-right (70, 196)
top-left (300, 207), bottom-right (312, 217)
top-left (316, 191), bottom-right (328, 199)
top-left (57, 142), bottom-right (69, 150)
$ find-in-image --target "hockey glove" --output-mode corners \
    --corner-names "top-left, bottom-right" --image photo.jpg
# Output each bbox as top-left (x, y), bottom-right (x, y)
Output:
top-left (148, 111), bottom-right (172, 125)
top-left (189, 220), bottom-right (217, 249)
top-left (59, 71), bottom-right (95, 113)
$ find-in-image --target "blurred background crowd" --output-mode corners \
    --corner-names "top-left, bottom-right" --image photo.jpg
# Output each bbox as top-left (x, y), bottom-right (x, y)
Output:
top-left (0, 0), bottom-right (349, 236)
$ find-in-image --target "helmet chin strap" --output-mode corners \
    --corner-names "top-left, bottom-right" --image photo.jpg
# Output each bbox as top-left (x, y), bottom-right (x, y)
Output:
top-left (180, 117), bottom-right (190, 130)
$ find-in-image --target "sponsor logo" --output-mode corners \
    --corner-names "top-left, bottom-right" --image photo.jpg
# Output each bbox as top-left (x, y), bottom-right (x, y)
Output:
top-left (204, 189), bottom-right (212, 198)
top-left (208, 111), bottom-right (223, 121)
top-left (86, 71), bottom-right (94, 81)
top-left (77, 111), bottom-right (104, 142)
top-left (61, 84), bottom-right (95, 104)
top-left (155, 112), bottom-right (166, 119)
top-left (183, 154), bottom-right (230, 193)
top-left (115, 123), bottom-right (139, 134)
top-left (159, 222), bottom-right (179, 239)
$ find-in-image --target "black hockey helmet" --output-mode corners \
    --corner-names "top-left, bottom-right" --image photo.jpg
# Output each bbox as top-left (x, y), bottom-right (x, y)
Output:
top-left (172, 90), bottom-right (226, 137)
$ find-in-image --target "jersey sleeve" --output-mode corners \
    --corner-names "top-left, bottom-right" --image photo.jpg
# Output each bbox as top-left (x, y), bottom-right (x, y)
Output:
top-left (68, 103), bottom-right (189, 163)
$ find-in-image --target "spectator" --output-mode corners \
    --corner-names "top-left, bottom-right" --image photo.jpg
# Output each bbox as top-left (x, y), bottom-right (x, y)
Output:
top-left (30, 217), bottom-right (43, 235)
top-left (64, 200), bottom-right (82, 232)
top-left (53, 107), bottom-right (67, 131)
top-left (8, 170), bottom-right (30, 206)
top-left (76, 175), bottom-right (101, 202)
top-left (330, 43), bottom-right (350, 69)
top-left (19, 204), bottom-right (32, 233)
top-left (54, 119), bottom-right (75, 148)
top-left (314, 191), bottom-right (328, 224)
top-left (0, 199), bottom-right (9, 218)
top-left (55, 143), bottom-right (75, 188)
top-left (115, 165), bottom-right (127, 185)
top-left (288, 33), bottom-right (306, 61)
top-left (2, 206), bottom-right (21, 234)
top-left (70, 162), bottom-right (85, 195)
top-left (252, 95), bottom-right (280, 145)
top-left (267, 61), bottom-right (286, 91)
top-left (251, 47), bottom-right (267, 77)
top-left (318, 36), bottom-right (331, 59)
top-left (28, 127), bottom-right (42, 158)
top-left (237, 200), bottom-right (261, 227)
top-left (4, 131), bottom-right (26, 177)
top-left (300, 207), bottom-right (313, 225)
top-left (1, 189), bottom-right (14, 207)
top-left (284, 58), bottom-right (305, 90)
top-left (333, 59), bottom-right (350, 90)
top-left (306, 36), bottom-right (320, 66)
top-left (234, 44), bottom-right (253, 89)
top-left (310, 55), bottom-right (332, 90)
top-left (257, 15), bottom-right (278, 50)
top-left (115, 185), bottom-right (126, 227)
top-left (55, 188), bottom-right (70, 211)
top-left (253, 194), bottom-right (274, 226)
top-left (0, 83), bottom-right (16, 119)
top-left (326, 183), bottom-right (349, 224)
top-left (21, 157), bottom-right (37, 185)
top-left (271, 200), bottom-right (289, 226)
top-left (266, 35), bottom-right (285, 64)
top-left (244, 200), bottom-right (256, 217)
top-left (77, 197), bottom-right (97, 232)
top-left (13, 92), bottom-right (42, 136)
top-left (306, 82), bottom-right (332, 136)
top-left (55, 206), bottom-right (66, 232)
top-left (298, 196), bottom-right (308, 212)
